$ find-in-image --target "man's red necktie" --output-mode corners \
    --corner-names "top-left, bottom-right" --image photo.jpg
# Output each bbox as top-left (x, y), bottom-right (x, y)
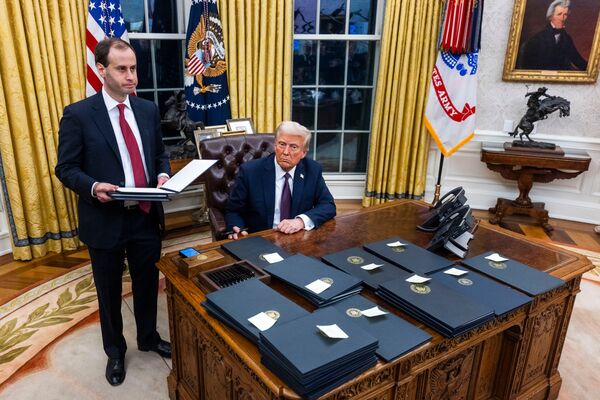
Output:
top-left (117, 103), bottom-right (151, 213)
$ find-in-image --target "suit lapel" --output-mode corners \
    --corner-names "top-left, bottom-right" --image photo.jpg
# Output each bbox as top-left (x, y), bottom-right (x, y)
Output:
top-left (291, 160), bottom-right (305, 216)
top-left (262, 156), bottom-right (276, 228)
top-left (91, 93), bottom-right (122, 165)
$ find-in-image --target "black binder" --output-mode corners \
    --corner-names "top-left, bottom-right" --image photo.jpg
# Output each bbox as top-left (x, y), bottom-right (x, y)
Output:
top-left (364, 236), bottom-right (454, 275)
top-left (460, 252), bottom-right (565, 296)
top-left (321, 247), bottom-right (410, 290)
top-left (202, 278), bottom-right (309, 344)
top-left (221, 236), bottom-right (292, 268)
top-left (429, 267), bottom-right (532, 316)
top-left (327, 295), bottom-right (431, 361)
top-left (264, 254), bottom-right (362, 307)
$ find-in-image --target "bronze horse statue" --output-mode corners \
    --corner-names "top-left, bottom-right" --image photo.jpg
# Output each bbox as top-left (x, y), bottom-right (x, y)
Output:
top-left (510, 91), bottom-right (570, 143)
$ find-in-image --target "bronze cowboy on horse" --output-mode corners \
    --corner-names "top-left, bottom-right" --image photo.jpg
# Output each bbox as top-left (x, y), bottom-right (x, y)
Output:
top-left (510, 87), bottom-right (570, 144)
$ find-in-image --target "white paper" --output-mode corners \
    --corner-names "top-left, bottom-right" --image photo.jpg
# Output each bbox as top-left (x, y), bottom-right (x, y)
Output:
top-left (115, 159), bottom-right (217, 195)
top-left (263, 252), bottom-right (284, 264)
top-left (360, 306), bottom-right (388, 318)
top-left (305, 279), bottom-right (331, 294)
top-left (405, 274), bottom-right (431, 284)
top-left (386, 241), bottom-right (406, 247)
top-left (161, 159), bottom-right (217, 192)
top-left (317, 324), bottom-right (348, 339)
top-left (248, 312), bottom-right (277, 331)
top-left (361, 263), bottom-right (383, 271)
top-left (444, 267), bottom-right (469, 276)
top-left (485, 253), bottom-right (509, 263)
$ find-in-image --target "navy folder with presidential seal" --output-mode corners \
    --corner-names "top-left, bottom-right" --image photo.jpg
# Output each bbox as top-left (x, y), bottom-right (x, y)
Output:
top-left (326, 295), bottom-right (431, 362)
top-left (460, 251), bottom-right (565, 296)
top-left (376, 269), bottom-right (495, 338)
top-left (259, 307), bottom-right (378, 400)
top-left (321, 247), bottom-right (410, 290)
top-left (363, 236), bottom-right (454, 275)
top-left (263, 254), bottom-right (363, 307)
top-left (221, 236), bottom-right (292, 268)
top-left (202, 278), bottom-right (309, 344)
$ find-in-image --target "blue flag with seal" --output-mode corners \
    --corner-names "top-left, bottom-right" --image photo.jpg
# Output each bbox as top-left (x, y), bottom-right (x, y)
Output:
top-left (185, 0), bottom-right (231, 124)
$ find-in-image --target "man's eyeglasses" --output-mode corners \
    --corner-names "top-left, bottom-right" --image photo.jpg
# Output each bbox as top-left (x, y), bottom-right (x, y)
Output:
top-left (276, 141), bottom-right (303, 153)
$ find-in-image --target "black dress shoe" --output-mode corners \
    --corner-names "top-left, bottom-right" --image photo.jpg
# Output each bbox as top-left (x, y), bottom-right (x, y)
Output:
top-left (105, 357), bottom-right (126, 386)
top-left (139, 339), bottom-right (171, 358)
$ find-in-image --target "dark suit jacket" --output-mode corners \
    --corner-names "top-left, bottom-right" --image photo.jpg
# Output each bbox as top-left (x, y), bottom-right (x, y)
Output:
top-left (55, 92), bottom-right (170, 249)
top-left (225, 154), bottom-right (336, 233)
top-left (517, 24), bottom-right (587, 71)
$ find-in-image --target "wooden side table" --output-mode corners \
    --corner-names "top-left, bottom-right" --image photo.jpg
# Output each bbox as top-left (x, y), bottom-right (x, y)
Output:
top-left (481, 142), bottom-right (590, 232)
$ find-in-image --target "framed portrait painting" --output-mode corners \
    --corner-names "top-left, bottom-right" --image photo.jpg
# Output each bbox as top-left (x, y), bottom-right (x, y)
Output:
top-left (503, 0), bottom-right (600, 83)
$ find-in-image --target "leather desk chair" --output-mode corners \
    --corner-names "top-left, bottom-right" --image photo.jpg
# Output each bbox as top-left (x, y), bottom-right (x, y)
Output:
top-left (198, 134), bottom-right (275, 241)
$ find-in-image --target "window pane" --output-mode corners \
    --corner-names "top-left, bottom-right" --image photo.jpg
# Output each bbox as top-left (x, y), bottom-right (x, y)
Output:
top-left (319, 41), bottom-right (346, 85)
top-left (293, 40), bottom-right (317, 85)
top-left (347, 41), bottom-right (375, 85)
top-left (349, 0), bottom-right (376, 35)
top-left (122, 0), bottom-right (146, 33)
top-left (149, 0), bottom-right (178, 33)
top-left (342, 132), bottom-right (369, 172)
top-left (320, 0), bottom-right (346, 34)
top-left (131, 39), bottom-right (153, 89)
top-left (316, 132), bottom-right (341, 172)
top-left (294, 0), bottom-right (317, 34)
top-left (155, 40), bottom-right (184, 88)
top-left (292, 88), bottom-right (316, 129)
top-left (317, 89), bottom-right (343, 130)
top-left (345, 88), bottom-right (372, 130)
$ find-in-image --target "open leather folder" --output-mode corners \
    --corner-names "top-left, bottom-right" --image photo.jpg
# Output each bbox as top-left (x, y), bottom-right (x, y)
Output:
top-left (109, 159), bottom-right (217, 201)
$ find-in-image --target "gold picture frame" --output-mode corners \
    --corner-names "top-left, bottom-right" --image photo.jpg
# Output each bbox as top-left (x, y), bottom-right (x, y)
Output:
top-left (226, 118), bottom-right (254, 134)
top-left (203, 124), bottom-right (228, 134)
top-left (194, 130), bottom-right (218, 158)
top-left (503, 0), bottom-right (600, 83)
top-left (220, 130), bottom-right (247, 136)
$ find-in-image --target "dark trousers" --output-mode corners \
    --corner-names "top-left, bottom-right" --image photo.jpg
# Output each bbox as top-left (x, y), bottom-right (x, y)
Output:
top-left (88, 207), bottom-right (162, 359)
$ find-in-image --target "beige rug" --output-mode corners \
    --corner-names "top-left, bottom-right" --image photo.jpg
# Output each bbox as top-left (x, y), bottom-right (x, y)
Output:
top-left (0, 231), bottom-right (212, 388)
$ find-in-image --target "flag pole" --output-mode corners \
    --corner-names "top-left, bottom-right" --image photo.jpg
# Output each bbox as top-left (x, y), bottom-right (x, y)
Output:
top-left (432, 154), bottom-right (445, 205)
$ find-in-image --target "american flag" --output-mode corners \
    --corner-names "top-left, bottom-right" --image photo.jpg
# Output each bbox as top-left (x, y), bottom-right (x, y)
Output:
top-left (86, 0), bottom-right (130, 97)
top-left (187, 49), bottom-right (207, 76)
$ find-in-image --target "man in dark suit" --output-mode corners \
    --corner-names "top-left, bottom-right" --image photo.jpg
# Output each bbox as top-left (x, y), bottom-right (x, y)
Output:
top-left (517, 0), bottom-right (587, 71)
top-left (225, 121), bottom-right (336, 240)
top-left (55, 38), bottom-right (171, 386)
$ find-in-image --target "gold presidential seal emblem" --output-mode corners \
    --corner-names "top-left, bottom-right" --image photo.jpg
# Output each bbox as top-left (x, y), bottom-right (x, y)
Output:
top-left (390, 245), bottom-right (405, 253)
top-left (458, 277), bottom-right (473, 286)
top-left (320, 277), bottom-right (334, 285)
top-left (347, 256), bottom-right (364, 265)
top-left (410, 283), bottom-right (431, 295)
top-left (346, 308), bottom-right (362, 318)
top-left (264, 310), bottom-right (280, 320)
top-left (489, 261), bottom-right (507, 270)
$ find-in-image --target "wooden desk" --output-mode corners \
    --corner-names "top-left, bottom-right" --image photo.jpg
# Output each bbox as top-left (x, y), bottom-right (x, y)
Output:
top-left (158, 200), bottom-right (591, 400)
top-left (481, 142), bottom-right (590, 232)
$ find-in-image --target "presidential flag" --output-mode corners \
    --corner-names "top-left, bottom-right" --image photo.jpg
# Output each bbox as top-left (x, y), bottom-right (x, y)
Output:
top-left (184, 0), bottom-right (231, 124)
top-left (86, 0), bottom-right (130, 97)
top-left (424, 51), bottom-right (478, 156)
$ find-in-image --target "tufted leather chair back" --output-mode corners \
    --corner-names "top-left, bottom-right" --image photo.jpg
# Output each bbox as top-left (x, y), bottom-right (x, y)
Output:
top-left (199, 134), bottom-right (275, 240)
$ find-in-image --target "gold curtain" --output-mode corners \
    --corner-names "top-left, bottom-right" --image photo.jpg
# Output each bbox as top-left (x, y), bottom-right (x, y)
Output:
top-left (362, 0), bottom-right (442, 206)
top-left (0, 0), bottom-right (86, 260)
top-left (218, 0), bottom-right (292, 132)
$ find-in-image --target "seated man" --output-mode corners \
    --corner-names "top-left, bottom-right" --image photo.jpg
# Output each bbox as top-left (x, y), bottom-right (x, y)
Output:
top-left (225, 121), bottom-right (336, 239)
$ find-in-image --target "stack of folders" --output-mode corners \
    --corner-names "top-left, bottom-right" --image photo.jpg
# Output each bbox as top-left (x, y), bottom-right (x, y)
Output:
top-left (428, 266), bottom-right (532, 316)
top-left (221, 236), bottom-right (292, 268)
top-left (364, 236), bottom-right (454, 275)
top-left (264, 254), bottom-right (362, 307)
top-left (460, 252), bottom-right (565, 296)
top-left (327, 295), bottom-right (431, 362)
top-left (259, 307), bottom-right (378, 400)
top-left (321, 247), bottom-right (410, 290)
top-left (110, 159), bottom-right (217, 201)
top-left (376, 269), bottom-right (495, 338)
top-left (202, 278), bottom-right (309, 344)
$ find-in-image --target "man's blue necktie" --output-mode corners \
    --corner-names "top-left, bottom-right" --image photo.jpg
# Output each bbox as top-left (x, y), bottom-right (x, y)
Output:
top-left (280, 173), bottom-right (292, 221)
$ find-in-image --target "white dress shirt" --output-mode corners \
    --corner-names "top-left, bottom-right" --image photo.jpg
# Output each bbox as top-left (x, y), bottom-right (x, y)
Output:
top-left (272, 158), bottom-right (314, 230)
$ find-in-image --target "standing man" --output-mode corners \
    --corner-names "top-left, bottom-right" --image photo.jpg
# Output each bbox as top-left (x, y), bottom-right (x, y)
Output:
top-left (226, 121), bottom-right (336, 240)
top-left (517, 0), bottom-right (587, 71)
top-left (55, 38), bottom-right (171, 386)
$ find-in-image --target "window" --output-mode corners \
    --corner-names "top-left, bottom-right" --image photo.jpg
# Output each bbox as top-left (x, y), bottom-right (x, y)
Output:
top-left (123, 0), bottom-right (187, 143)
top-left (293, 0), bottom-right (383, 173)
